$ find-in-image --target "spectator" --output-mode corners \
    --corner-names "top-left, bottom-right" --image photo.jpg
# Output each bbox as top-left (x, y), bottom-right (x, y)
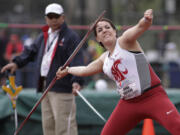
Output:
top-left (4, 34), bottom-right (23, 62)
top-left (1, 3), bottom-right (84, 135)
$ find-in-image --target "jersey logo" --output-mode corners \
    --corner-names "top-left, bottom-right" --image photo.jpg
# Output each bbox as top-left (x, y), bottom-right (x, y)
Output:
top-left (111, 59), bottom-right (128, 84)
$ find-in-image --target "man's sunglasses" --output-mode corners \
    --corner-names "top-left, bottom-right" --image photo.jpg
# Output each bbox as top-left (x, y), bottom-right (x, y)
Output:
top-left (47, 13), bottom-right (61, 19)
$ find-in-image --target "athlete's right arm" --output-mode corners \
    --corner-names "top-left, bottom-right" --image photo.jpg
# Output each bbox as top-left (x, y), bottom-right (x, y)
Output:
top-left (56, 52), bottom-right (106, 79)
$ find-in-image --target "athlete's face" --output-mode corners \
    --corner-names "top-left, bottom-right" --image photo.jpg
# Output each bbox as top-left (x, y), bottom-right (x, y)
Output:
top-left (95, 21), bottom-right (117, 47)
top-left (45, 13), bottom-right (65, 31)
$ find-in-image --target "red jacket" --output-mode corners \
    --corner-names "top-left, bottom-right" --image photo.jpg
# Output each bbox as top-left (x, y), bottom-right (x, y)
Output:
top-left (5, 41), bottom-right (23, 61)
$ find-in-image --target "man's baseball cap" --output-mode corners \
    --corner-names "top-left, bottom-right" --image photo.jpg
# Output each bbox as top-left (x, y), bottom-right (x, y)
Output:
top-left (45, 3), bottom-right (64, 15)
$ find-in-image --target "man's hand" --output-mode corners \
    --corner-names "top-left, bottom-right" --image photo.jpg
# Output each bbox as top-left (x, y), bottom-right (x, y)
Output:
top-left (1, 63), bottom-right (18, 74)
top-left (72, 82), bottom-right (81, 96)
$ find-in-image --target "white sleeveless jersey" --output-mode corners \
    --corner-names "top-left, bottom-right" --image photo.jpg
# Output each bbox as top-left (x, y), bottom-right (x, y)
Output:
top-left (103, 40), bottom-right (161, 99)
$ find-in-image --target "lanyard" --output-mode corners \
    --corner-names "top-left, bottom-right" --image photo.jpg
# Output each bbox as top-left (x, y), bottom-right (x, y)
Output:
top-left (46, 33), bottom-right (58, 52)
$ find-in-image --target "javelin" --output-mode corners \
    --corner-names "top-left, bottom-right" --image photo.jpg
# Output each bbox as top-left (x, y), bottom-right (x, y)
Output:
top-left (76, 90), bottom-right (106, 123)
top-left (14, 10), bottom-right (106, 135)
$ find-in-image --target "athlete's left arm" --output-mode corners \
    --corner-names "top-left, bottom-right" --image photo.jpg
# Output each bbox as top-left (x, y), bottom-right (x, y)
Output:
top-left (121, 9), bottom-right (153, 43)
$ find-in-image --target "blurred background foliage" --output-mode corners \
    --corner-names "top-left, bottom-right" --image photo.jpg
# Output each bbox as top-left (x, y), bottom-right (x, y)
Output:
top-left (0, 0), bottom-right (180, 51)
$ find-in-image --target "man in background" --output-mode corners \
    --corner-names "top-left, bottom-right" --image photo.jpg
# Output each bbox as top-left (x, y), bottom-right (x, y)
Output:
top-left (1, 3), bottom-right (84, 135)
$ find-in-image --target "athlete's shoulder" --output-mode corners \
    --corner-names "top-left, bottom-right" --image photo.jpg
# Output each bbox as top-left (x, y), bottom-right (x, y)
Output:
top-left (99, 51), bottom-right (108, 63)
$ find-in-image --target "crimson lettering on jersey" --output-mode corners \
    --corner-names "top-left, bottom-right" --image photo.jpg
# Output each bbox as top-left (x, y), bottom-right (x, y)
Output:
top-left (111, 59), bottom-right (128, 85)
